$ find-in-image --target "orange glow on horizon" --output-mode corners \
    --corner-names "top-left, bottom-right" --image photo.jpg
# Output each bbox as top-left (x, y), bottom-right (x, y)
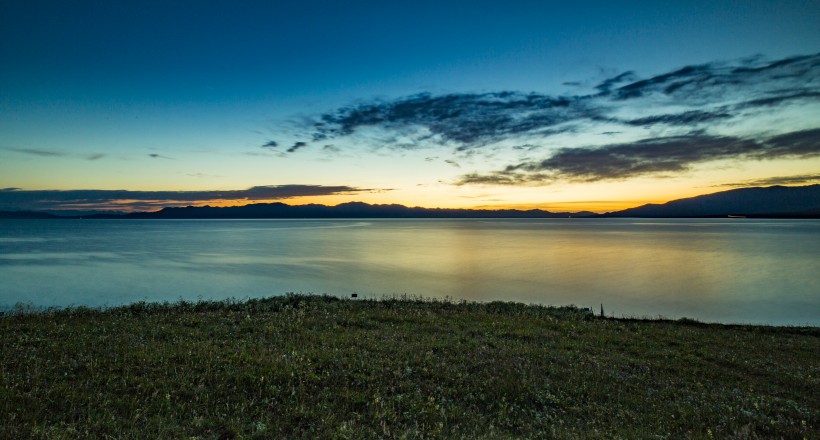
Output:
top-left (469, 200), bottom-right (656, 213)
top-left (118, 196), bottom-right (653, 214)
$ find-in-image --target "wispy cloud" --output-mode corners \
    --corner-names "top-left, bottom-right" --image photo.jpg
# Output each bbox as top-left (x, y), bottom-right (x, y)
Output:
top-left (714, 173), bottom-right (820, 188)
top-left (3, 147), bottom-right (106, 161)
top-left (148, 153), bottom-right (174, 160)
top-left (281, 52), bottom-right (819, 185)
top-left (307, 92), bottom-right (587, 148)
top-left (623, 110), bottom-right (732, 127)
top-left (594, 71), bottom-right (640, 93)
top-left (458, 172), bottom-right (553, 186)
top-left (0, 185), bottom-right (376, 212)
top-left (608, 54), bottom-right (819, 101)
top-left (462, 129), bottom-right (820, 184)
top-left (185, 172), bottom-right (223, 179)
top-left (5, 147), bottom-right (66, 157)
top-left (762, 128), bottom-right (820, 158)
top-left (287, 142), bottom-right (307, 153)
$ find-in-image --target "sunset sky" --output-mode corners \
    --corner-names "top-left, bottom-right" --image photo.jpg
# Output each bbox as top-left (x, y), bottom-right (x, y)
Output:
top-left (1, 0), bottom-right (819, 213)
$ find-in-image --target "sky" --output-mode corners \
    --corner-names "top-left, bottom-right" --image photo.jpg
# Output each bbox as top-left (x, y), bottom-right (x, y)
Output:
top-left (1, 0), bottom-right (819, 213)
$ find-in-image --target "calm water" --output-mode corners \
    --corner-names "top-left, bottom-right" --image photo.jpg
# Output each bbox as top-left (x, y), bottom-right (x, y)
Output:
top-left (1, 218), bottom-right (818, 325)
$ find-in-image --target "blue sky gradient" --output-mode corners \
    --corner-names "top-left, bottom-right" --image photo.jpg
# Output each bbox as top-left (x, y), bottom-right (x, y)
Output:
top-left (1, 0), bottom-right (819, 211)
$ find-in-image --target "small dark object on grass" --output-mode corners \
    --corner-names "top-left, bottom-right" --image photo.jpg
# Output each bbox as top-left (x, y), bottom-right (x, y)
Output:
top-left (351, 293), bottom-right (358, 298)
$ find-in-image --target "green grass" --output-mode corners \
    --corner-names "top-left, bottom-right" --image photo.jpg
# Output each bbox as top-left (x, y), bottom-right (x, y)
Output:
top-left (1, 294), bottom-right (817, 439)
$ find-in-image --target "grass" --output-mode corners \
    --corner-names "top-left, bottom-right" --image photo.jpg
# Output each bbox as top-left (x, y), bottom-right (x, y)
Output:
top-left (1, 294), bottom-right (817, 439)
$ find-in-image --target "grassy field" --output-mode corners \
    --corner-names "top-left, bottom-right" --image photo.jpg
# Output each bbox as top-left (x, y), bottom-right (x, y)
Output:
top-left (1, 294), bottom-right (817, 439)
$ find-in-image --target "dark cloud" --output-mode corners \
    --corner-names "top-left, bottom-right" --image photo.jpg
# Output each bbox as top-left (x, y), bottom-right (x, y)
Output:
top-left (287, 142), bottom-right (307, 153)
top-left (524, 134), bottom-right (763, 181)
top-left (761, 128), bottom-right (820, 158)
top-left (512, 144), bottom-right (540, 150)
top-left (275, 53), bottom-right (819, 187)
top-left (461, 128), bottom-right (820, 184)
top-left (262, 140), bottom-right (278, 148)
top-left (285, 53), bottom-right (818, 157)
top-left (3, 147), bottom-right (107, 160)
top-left (4, 147), bottom-right (66, 157)
top-left (613, 64), bottom-right (714, 99)
top-left (308, 91), bottom-right (588, 147)
top-left (458, 173), bottom-right (530, 186)
top-left (148, 153), bottom-right (174, 160)
top-left (613, 53), bottom-right (820, 102)
top-left (625, 110), bottom-right (732, 126)
top-left (444, 159), bottom-right (461, 168)
top-left (714, 173), bottom-right (820, 188)
top-left (0, 185), bottom-right (375, 212)
top-left (458, 172), bottom-right (553, 186)
top-left (737, 91), bottom-right (820, 108)
top-left (594, 71), bottom-right (639, 93)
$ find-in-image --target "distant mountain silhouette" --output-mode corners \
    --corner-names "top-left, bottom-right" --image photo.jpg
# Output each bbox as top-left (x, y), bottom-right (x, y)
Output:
top-left (2, 185), bottom-right (817, 219)
top-left (0, 210), bottom-right (59, 219)
top-left (83, 202), bottom-right (595, 219)
top-left (0, 203), bottom-right (596, 219)
top-left (604, 185), bottom-right (820, 218)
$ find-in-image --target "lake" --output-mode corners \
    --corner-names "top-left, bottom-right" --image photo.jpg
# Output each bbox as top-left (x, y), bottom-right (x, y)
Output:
top-left (1, 218), bottom-right (818, 325)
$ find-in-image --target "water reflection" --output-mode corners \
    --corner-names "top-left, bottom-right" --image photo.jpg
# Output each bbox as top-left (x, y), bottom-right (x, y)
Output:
top-left (0, 219), bottom-right (817, 325)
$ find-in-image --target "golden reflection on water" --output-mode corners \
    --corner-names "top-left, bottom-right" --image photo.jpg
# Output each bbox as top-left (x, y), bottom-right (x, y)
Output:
top-left (0, 218), bottom-right (817, 325)
top-left (321, 219), bottom-right (818, 323)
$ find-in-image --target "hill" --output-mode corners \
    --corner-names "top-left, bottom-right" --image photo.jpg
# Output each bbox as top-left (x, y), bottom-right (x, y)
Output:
top-left (604, 185), bottom-right (820, 218)
top-left (0, 211), bottom-right (59, 219)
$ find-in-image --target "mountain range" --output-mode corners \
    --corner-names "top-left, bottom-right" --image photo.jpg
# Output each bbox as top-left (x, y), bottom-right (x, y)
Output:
top-left (1, 185), bottom-right (818, 219)
top-left (602, 184), bottom-right (820, 218)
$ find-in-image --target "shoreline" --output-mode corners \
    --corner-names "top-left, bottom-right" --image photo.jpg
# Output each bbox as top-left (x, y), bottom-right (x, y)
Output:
top-left (3, 295), bottom-right (819, 330)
